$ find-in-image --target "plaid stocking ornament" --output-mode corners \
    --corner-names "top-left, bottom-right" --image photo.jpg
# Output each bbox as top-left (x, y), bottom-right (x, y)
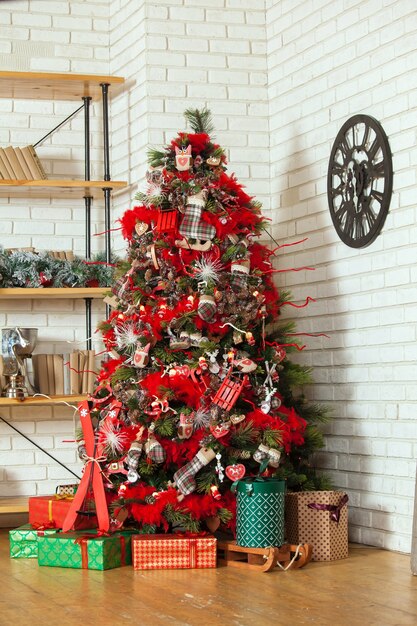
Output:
top-left (145, 436), bottom-right (166, 463)
top-left (179, 191), bottom-right (216, 242)
top-left (173, 447), bottom-right (216, 495)
top-left (198, 294), bottom-right (217, 323)
top-left (230, 259), bottom-right (250, 290)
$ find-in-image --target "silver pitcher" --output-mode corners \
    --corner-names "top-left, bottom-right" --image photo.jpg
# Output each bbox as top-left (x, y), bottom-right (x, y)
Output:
top-left (1, 327), bottom-right (38, 399)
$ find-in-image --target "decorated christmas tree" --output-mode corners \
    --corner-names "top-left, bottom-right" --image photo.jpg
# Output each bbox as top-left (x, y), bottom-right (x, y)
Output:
top-left (76, 109), bottom-right (328, 534)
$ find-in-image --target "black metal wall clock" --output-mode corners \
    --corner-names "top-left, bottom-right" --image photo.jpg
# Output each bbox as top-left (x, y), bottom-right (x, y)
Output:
top-left (327, 114), bottom-right (393, 248)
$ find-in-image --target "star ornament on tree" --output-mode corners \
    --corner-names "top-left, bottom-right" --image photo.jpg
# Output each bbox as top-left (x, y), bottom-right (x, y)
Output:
top-left (192, 254), bottom-right (224, 286)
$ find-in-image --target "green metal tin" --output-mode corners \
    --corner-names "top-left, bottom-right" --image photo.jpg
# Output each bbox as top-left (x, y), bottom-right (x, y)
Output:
top-left (234, 477), bottom-right (286, 548)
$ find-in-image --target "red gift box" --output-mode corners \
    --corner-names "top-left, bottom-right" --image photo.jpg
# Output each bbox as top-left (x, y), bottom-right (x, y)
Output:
top-left (132, 533), bottom-right (217, 570)
top-left (29, 495), bottom-right (97, 530)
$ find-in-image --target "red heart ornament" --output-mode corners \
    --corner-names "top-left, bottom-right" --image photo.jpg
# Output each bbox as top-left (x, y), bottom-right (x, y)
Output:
top-left (225, 464), bottom-right (246, 481)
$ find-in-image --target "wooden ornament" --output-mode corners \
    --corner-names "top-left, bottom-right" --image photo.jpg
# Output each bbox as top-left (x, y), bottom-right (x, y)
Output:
top-left (135, 222), bottom-right (149, 237)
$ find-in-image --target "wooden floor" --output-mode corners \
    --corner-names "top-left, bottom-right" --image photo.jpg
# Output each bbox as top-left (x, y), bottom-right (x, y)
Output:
top-left (1, 530), bottom-right (416, 626)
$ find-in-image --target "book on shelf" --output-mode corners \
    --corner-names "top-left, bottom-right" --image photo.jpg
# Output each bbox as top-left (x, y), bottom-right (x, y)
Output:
top-left (68, 350), bottom-right (95, 395)
top-left (0, 355), bottom-right (5, 392)
top-left (33, 354), bottom-right (50, 395)
top-left (53, 354), bottom-right (64, 395)
top-left (5, 246), bottom-right (36, 253)
top-left (14, 147), bottom-right (33, 179)
top-left (20, 145), bottom-right (47, 180)
top-left (32, 351), bottom-right (96, 397)
top-left (69, 351), bottom-right (80, 395)
top-left (4, 146), bottom-right (26, 179)
top-left (0, 147), bottom-right (16, 179)
top-left (0, 145), bottom-right (47, 181)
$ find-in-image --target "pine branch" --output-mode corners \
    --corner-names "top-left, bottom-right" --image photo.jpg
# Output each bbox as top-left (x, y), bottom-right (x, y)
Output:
top-left (184, 107), bottom-right (215, 135)
top-left (110, 366), bottom-right (136, 385)
top-left (153, 415), bottom-right (177, 437)
top-left (164, 504), bottom-right (201, 533)
top-left (135, 190), bottom-right (165, 207)
top-left (229, 420), bottom-right (259, 448)
top-left (217, 507), bottom-right (233, 524)
top-left (137, 458), bottom-right (156, 476)
top-left (147, 147), bottom-right (168, 167)
top-left (196, 467), bottom-right (219, 494)
top-left (263, 428), bottom-right (283, 448)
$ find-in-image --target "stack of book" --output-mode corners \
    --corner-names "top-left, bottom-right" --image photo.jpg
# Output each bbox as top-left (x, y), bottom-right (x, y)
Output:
top-left (0, 145), bottom-right (47, 180)
top-left (32, 350), bottom-right (96, 396)
top-left (0, 355), bottom-right (5, 393)
top-left (47, 250), bottom-right (75, 261)
top-left (4, 247), bottom-right (75, 260)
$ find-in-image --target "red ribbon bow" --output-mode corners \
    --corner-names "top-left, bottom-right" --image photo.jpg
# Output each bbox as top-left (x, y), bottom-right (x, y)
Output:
top-left (62, 400), bottom-right (110, 533)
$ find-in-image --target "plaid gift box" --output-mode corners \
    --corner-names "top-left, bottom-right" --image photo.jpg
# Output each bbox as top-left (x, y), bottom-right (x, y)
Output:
top-left (56, 484), bottom-right (79, 497)
top-left (9, 524), bottom-right (58, 559)
top-left (132, 533), bottom-right (217, 570)
top-left (285, 491), bottom-right (349, 561)
top-left (29, 495), bottom-right (97, 530)
top-left (38, 530), bottom-right (134, 570)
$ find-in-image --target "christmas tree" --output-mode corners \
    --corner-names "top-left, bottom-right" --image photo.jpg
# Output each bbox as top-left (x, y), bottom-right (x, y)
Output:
top-left (80, 109), bottom-right (328, 534)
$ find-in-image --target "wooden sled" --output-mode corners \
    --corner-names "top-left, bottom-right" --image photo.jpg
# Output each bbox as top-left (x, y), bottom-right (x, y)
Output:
top-left (217, 540), bottom-right (312, 573)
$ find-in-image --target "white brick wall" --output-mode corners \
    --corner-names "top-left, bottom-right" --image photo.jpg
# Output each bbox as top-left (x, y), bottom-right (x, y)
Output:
top-left (266, 0), bottom-right (417, 553)
top-left (0, 0), bottom-right (415, 553)
top-left (0, 0), bottom-right (109, 499)
top-left (108, 0), bottom-right (270, 259)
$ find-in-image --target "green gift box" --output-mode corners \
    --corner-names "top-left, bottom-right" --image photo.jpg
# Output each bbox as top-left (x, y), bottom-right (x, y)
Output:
top-left (233, 477), bottom-right (286, 548)
top-left (9, 524), bottom-right (59, 559)
top-left (37, 530), bottom-right (134, 570)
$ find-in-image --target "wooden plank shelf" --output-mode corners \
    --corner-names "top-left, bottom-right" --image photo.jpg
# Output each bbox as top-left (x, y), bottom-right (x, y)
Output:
top-left (0, 70), bottom-right (125, 101)
top-left (0, 179), bottom-right (127, 199)
top-left (0, 497), bottom-right (29, 515)
top-left (0, 395), bottom-right (86, 406)
top-left (0, 287), bottom-right (107, 299)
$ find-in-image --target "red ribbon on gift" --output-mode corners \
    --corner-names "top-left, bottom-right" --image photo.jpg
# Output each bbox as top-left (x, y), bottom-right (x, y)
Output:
top-left (307, 494), bottom-right (349, 523)
top-left (173, 532), bottom-right (209, 568)
top-left (62, 400), bottom-right (110, 533)
top-left (74, 533), bottom-right (126, 569)
top-left (33, 521), bottom-right (57, 533)
top-left (174, 531), bottom-right (208, 538)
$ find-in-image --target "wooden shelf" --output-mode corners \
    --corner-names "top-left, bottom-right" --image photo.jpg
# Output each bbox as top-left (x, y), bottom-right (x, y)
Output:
top-left (0, 287), bottom-right (107, 299)
top-left (0, 70), bottom-right (125, 101)
top-left (0, 497), bottom-right (29, 515)
top-left (0, 394), bottom-right (86, 406)
top-left (0, 179), bottom-right (127, 199)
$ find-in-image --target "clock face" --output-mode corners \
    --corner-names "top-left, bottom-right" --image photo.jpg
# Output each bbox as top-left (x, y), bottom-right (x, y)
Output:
top-left (327, 114), bottom-right (393, 248)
